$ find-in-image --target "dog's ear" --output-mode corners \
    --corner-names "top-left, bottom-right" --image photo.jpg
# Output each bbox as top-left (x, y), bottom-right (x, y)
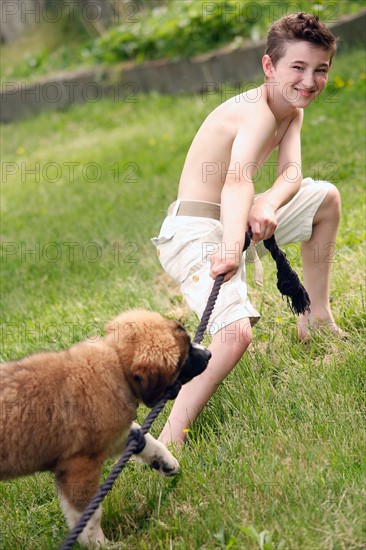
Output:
top-left (129, 362), bottom-right (167, 408)
top-left (129, 336), bottom-right (186, 407)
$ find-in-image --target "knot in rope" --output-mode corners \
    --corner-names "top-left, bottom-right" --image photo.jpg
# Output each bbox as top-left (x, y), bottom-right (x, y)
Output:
top-left (126, 428), bottom-right (146, 455)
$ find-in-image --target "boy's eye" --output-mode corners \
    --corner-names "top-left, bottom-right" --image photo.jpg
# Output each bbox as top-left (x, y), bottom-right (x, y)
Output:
top-left (293, 66), bottom-right (304, 70)
top-left (316, 69), bottom-right (328, 74)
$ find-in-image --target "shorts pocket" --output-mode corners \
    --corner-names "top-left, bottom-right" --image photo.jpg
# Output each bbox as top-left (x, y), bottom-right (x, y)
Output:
top-left (151, 217), bottom-right (223, 284)
top-left (151, 232), bottom-right (175, 246)
top-left (151, 217), bottom-right (176, 246)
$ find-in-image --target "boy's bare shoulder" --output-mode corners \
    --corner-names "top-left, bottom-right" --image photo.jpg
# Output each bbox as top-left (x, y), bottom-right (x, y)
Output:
top-left (223, 85), bottom-right (275, 115)
top-left (234, 86), bottom-right (280, 135)
top-left (234, 86), bottom-right (303, 132)
top-left (204, 85), bottom-right (277, 136)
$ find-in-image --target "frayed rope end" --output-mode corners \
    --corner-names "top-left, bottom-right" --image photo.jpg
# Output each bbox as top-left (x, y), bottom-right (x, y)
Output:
top-left (282, 286), bottom-right (311, 316)
top-left (263, 235), bottom-right (311, 316)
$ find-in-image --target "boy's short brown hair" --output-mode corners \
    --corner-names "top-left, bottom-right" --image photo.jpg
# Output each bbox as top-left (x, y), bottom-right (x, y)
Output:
top-left (265, 12), bottom-right (338, 67)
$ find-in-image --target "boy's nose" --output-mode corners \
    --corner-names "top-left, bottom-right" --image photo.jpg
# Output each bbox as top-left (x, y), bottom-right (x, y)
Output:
top-left (301, 71), bottom-right (316, 90)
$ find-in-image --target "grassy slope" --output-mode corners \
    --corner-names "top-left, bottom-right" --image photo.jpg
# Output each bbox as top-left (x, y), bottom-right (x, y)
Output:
top-left (0, 48), bottom-right (365, 549)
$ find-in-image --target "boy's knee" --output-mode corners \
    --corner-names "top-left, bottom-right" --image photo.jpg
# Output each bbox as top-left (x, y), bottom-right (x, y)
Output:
top-left (324, 184), bottom-right (341, 215)
top-left (315, 183), bottom-right (341, 225)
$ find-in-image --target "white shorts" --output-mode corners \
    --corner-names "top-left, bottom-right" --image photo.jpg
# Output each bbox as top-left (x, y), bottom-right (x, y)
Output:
top-left (152, 178), bottom-right (336, 334)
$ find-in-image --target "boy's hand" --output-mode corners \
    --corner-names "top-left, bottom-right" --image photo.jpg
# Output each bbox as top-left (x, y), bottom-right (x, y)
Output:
top-left (210, 248), bottom-right (241, 282)
top-left (248, 200), bottom-right (277, 243)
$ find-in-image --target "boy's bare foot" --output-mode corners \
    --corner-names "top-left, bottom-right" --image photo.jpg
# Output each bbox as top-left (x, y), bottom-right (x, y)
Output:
top-left (297, 314), bottom-right (348, 341)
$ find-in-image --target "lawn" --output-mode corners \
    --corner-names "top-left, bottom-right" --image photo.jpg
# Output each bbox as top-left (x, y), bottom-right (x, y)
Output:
top-left (0, 48), bottom-right (365, 549)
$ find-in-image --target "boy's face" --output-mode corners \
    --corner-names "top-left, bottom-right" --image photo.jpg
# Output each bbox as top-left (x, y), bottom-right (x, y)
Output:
top-left (264, 40), bottom-right (332, 108)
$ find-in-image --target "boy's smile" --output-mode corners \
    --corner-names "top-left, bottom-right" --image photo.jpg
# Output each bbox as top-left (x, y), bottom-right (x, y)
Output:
top-left (263, 41), bottom-right (332, 113)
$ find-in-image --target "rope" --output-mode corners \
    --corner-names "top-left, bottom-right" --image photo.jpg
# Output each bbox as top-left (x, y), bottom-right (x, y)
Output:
top-left (60, 230), bottom-right (309, 548)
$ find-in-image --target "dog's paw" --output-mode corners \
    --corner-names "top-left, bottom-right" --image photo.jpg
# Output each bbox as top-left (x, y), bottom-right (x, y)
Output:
top-left (79, 533), bottom-right (110, 549)
top-left (148, 442), bottom-right (180, 476)
top-left (133, 429), bottom-right (180, 475)
top-left (101, 542), bottom-right (120, 550)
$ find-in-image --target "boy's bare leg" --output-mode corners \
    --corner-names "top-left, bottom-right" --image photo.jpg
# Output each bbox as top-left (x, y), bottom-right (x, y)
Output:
top-left (298, 186), bottom-right (343, 339)
top-left (159, 318), bottom-right (252, 446)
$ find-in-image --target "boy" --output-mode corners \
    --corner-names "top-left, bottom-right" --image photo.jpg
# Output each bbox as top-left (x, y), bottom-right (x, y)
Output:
top-left (152, 13), bottom-right (342, 446)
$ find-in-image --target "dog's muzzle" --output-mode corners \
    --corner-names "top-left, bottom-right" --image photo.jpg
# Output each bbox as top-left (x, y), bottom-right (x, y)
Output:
top-left (178, 342), bottom-right (211, 384)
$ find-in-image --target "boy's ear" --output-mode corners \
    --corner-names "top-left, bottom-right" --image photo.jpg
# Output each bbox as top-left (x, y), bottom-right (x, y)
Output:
top-left (262, 54), bottom-right (275, 79)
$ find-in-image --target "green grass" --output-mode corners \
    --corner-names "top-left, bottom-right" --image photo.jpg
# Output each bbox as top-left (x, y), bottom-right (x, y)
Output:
top-left (1, 48), bottom-right (365, 549)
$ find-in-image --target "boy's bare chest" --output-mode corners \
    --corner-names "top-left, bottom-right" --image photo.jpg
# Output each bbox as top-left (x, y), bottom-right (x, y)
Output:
top-left (259, 118), bottom-right (292, 165)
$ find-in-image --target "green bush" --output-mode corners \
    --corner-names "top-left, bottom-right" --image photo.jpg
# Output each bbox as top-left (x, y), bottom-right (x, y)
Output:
top-left (91, 0), bottom-right (360, 63)
top-left (93, 0), bottom-right (252, 63)
top-left (4, 0), bottom-right (364, 81)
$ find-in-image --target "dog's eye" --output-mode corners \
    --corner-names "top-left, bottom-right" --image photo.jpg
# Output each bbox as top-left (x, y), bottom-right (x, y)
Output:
top-left (134, 374), bottom-right (143, 383)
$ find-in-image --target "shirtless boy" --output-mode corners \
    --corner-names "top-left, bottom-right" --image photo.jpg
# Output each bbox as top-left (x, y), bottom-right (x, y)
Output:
top-left (152, 13), bottom-right (342, 445)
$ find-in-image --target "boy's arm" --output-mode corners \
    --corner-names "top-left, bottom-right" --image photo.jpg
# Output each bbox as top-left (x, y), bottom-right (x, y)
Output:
top-left (211, 107), bottom-right (277, 281)
top-left (249, 109), bottom-right (304, 242)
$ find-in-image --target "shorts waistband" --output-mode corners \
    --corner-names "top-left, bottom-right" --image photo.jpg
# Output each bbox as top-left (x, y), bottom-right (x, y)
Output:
top-left (168, 200), bottom-right (221, 221)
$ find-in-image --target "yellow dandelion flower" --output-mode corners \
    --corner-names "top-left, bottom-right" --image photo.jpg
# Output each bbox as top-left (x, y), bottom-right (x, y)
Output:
top-left (162, 133), bottom-right (170, 141)
top-left (334, 76), bottom-right (345, 89)
top-left (183, 429), bottom-right (190, 433)
top-left (359, 72), bottom-right (366, 80)
top-left (16, 147), bottom-right (25, 155)
top-left (148, 138), bottom-right (156, 146)
top-left (346, 79), bottom-right (354, 87)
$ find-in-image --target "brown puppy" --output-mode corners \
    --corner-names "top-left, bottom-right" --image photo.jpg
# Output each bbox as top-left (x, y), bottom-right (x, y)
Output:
top-left (0, 309), bottom-right (210, 548)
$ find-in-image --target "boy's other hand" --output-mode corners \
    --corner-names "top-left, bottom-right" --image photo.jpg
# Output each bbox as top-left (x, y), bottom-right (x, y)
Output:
top-left (210, 250), bottom-right (240, 282)
top-left (249, 200), bottom-right (278, 243)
